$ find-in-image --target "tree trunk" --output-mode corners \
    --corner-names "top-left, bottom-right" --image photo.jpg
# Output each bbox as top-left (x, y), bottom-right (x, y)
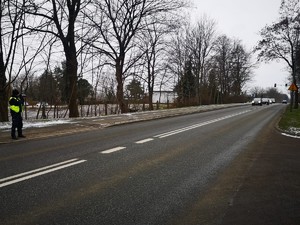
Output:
top-left (148, 89), bottom-right (154, 110)
top-left (65, 53), bottom-right (79, 117)
top-left (0, 57), bottom-right (8, 122)
top-left (148, 71), bottom-right (154, 110)
top-left (0, 87), bottom-right (9, 122)
top-left (116, 59), bottom-right (127, 113)
top-left (294, 88), bottom-right (299, 109)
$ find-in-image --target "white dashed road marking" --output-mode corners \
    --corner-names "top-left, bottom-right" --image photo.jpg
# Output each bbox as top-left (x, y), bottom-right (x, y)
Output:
top-left (1, 110), bottom-right (253, 188)
top-left (135, 138), bottom-right (154, 144)
top-left (101, 110), bottom-right (251, 154)
top-left (101, 146), bottom-right (126, 154)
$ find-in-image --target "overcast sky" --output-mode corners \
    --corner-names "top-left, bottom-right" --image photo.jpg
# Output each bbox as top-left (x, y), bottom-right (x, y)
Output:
top-left (190, 0), bottom-right (290, 94)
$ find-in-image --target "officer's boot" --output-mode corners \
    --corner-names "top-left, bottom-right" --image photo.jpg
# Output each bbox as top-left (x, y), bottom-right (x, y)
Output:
top-left (11, 128), bottom-right (17, 140)
top-left (18, 128), bottom-right (26, 138)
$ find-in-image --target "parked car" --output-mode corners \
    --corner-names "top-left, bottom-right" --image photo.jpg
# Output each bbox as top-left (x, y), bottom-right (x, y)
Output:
top-left (252, 98), bottom-right (262, 106)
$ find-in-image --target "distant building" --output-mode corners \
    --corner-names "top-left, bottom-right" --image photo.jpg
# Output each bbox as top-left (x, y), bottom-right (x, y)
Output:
top-left (152, 91), bottom-right (177, 103)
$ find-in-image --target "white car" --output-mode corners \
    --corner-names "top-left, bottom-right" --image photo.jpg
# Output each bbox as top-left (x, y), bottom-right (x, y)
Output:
top-left (252, 98), bottom-right (262, 106)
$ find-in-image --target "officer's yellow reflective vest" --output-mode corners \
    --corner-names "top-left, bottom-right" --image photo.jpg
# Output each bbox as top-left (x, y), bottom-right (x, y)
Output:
top-left (9, 97), bottom-right (21, 113)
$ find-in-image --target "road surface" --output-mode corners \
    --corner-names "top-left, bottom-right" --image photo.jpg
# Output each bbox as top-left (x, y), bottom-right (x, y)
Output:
top-left (0, 104), bottom-right (299, 225)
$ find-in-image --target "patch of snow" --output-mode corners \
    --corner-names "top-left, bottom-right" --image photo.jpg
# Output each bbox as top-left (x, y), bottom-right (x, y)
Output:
top-left (281, 127), bottom-right (300, 139)
top-left (288, 127), bottom-right (300, 135)
top-left (0, 120), bottom-right (74, 132)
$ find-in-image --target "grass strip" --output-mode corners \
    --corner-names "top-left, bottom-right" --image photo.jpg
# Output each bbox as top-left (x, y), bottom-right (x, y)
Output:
top-left (278, 105), bottom-right (300, 135)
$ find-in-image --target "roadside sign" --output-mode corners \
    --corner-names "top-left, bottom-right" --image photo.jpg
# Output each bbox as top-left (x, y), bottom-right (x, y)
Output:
top-left (288, 83), bottom-right (298, 91)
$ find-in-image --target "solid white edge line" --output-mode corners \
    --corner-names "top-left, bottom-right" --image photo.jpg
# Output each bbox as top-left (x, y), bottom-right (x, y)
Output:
top-left (135, 138), bottom-right (154, 144)
top-left (101, 146), bottom-right (126, 154)
top-left (0, 158), bottom-right (79, 183)
top-left (0, 160), bottom-right (87, 188)
top-left (281, 133), bottom-right (300, 139)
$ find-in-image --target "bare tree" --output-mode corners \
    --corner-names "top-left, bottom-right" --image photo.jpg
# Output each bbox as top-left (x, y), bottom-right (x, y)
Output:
top-left (0, 0), bottom-right (27, 121)
top-left (167, 25), bottom-right (191, 105)
top-left (23, 0), bottom-right (92, 117)
top-left (138, 20), bottom-right (177, 110)
top-left (230, 40), bottom-right (253, 97)
top-left (188, 15), bottom-right (216, 104)
top-left (168, 22), bottom-right (253, 105)
top-left (84, 0), bottom-right (187, 113)
top-left (207, 35), bottom-right (253, 103)
top-left (0, 0), bottom-right (45, 121)
top-left (255, 0), bottom-right (300, 108)
top-left (212, 35), bottom-right (233, 103)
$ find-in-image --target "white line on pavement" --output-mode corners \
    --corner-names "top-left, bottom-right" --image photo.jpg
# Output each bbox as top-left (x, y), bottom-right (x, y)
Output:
top-left (0, 159), bottom-right (87, 188)
top-left (99, 110), bottom-right (251, 154)
top-left (154, 110), bottom-right (250, 139)
top-left (0, 158), bottom-right (79, 183)
top-left (281, 133), bottom-right (300, 139)
top-left (101, 146), bottom-right (126, 154)
top-left (135, 138), bottom-right (154, 144)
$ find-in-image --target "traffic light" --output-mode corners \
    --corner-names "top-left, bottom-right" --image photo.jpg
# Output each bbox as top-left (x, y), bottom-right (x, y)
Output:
top-left (274, 83), bottom-right (277, 87)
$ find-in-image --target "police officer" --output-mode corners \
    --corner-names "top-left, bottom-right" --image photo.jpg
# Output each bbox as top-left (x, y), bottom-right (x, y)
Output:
top-left (9, 89), bottom-right (26, 140)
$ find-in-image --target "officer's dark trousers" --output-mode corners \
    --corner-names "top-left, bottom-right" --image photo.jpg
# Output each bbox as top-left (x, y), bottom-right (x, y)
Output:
top-left (11, 114), bottom-right (23, 138)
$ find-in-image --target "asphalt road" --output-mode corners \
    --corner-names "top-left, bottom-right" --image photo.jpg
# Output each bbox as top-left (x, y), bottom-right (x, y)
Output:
top-left (0, 104), bottom-right (299, 225)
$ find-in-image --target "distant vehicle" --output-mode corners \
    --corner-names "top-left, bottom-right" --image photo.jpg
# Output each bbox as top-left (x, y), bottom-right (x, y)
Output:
top-left (252, 98), bottom-right (262, 106)
top-left (270, 98), bottom-right (276, 103)
top-left (261, 98), bottom-right (270, 105)
top-left (36, 102), bottom-right (49, 107)
top-left (282, 100), bottom-right (288, 104)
